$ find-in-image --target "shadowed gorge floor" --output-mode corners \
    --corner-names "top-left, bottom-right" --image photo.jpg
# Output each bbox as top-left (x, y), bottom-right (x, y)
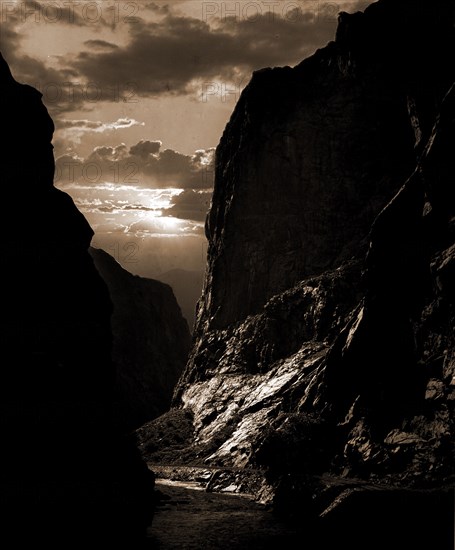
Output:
top-left (147, 481), bottom-right (300, 549)
top-left (145, 477), bottom-right (453, 549)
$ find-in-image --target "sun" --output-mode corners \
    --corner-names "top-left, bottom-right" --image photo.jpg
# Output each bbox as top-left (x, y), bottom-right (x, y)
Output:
top-left (154, 214), bottom-right (183, 234)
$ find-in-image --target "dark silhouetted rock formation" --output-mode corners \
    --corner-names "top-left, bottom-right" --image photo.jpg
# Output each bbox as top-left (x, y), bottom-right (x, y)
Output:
top-left (90, 247), bottom-right (191, 431)
top-left (0, 52), bottom-right (154, 545)
top-left (140, 1), bottom-right (455, 544)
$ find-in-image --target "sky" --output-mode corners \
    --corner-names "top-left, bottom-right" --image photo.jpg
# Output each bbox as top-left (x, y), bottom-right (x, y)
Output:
top-left (0, 0), bottom-right (370, 278)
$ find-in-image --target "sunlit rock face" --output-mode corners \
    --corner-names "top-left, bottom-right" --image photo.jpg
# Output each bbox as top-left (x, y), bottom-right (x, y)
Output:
top-left (140, 1), bottom-right (455, 527)
top-left (0, 52), bottom-right (154, 544)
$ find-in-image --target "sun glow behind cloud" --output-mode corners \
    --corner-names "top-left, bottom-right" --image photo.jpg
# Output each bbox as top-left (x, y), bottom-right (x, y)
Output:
top-left (56, 180), bottom-right (208, 275)
top-left (58, 182), bottom-right (200, 236)
top-left (53, 137), bottom-right (213, 274)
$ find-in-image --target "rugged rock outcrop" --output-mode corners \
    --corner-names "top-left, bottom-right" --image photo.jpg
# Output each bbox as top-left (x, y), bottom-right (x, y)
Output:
top-left (90, 247), bottom-right (191, 430)
top-left (0, 53), bottom-right (154, 544)
top-left (140, 0), bottom-right (455, 541)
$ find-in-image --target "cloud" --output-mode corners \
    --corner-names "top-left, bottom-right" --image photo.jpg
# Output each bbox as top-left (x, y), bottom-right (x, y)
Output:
top-left (2, 0), bottom-right (374, 115)
top-left (2, 47), bottom-right (81, 111)
top-left (15, 0), bottom-right (112, 27)
top-left (72, 7), bottom-right (342, 97)
top-left (0, 34), bottom-right (82, 114)
top-left (57, 118), bottom-right (145, 133)
top-left (129, 140), bottom-right (162, 157)
top-left (83, 40), bottom-right (119, 51)
top-left (93, 203), bottom-right (155, 213)
top-left (55, 141), bottom-right (215, 189)
top-left (0, 0), bottom-right (114, 113)
top-left (163, 189), bottom-right (212, 222)
top-left (54, 118), bottom-right (145, 148)
top-left (144, 2), bottom-right (172, 15)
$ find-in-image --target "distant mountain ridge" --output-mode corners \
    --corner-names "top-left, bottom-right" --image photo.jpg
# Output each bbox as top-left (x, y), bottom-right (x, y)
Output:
top-left (90, 248), bottom-right (191, 430)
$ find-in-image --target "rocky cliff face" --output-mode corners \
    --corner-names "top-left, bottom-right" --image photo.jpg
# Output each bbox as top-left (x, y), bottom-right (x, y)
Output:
top-left (90, 248), bottom-right (191, 430)
top-left (198, 0), bottom-right (454, 332)
top-left (140, 1), bottom-right (455, 541)
top-left (0, 53), bottom-right (154, 544)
